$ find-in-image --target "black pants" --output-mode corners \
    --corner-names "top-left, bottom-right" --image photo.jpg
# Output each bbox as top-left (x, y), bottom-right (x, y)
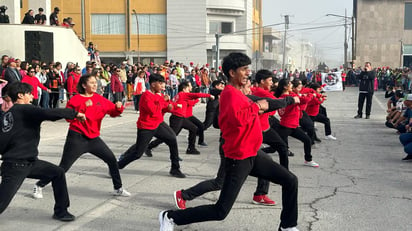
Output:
top-left (49, 90), bottom-right (59, 108)
top-left (168, 151), bottom-right (298, 229)
top-left (310, 114), bottom-right (332, 136)
top-left (357, 92), bottom-right (373, 116)
top-left (189, 116), bottom-right (205, 144)
top-left (277, 125), bottom-right (313, 162)
top-left (0, 159), bottom-right (70, 216)
top-left (148, 115), bottom-right (198, 150)
top-left (133, 94), bottom-right (142, 111)
top-left (203, 110), bottom-right (216, 130)
top-left (118, 122), bottom-right (180, 170)
top-left (37, 130), bottom-right (123, 189)
top-left (181, 138), bottom-right (270, 200)
top-left (299, 111), bottom-right (315, 143)
top-left (262, 128), bottom-right (289, 169)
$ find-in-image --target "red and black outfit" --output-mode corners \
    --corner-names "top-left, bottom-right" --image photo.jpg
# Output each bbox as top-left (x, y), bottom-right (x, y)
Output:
top-left (47, 70), bottom-right (62, 108)
top-left (110, 73), bottom-right (124, 103)
top-left (21, 75), bottom-right (48, 106)
top-left (66, 71), bottom-right (81, 99)
top-left (167, 85), bottom-right (298, 229)
top-left (36, 94), bottom-right (125, 191)
top-left (298, 87), bottom-right (317, 143)
top-left (148, 92), bottom-right (210, 152)
top-left (117, 90), bottom-right (183, 176)
top-left (307, 93), bottom-right (332, 136)
top-left (277, 92), bottom-right (314, 162)
top-left (251, 87), bottom-right (294, 169)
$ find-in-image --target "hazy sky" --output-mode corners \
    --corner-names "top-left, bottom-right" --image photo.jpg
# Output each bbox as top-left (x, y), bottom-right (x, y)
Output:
top-left (262, 0), bottom-right (353, 68)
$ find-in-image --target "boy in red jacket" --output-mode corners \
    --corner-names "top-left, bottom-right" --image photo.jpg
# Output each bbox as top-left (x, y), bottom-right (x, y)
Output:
top-left (117, 74), bottom-right (185, 178)
top-left (159, 53), bottom-right (299, 231)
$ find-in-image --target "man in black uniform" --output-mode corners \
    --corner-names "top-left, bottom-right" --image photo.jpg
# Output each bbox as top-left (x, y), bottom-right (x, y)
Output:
top-left (0, 82), bottom-right (85, 221)
top-left (354, 62), bottom-right (376, 119)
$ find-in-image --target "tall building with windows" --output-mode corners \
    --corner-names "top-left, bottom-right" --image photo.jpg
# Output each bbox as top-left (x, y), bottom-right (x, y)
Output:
top-left (354, 0), bottom-right (412, 68)
top-left (19, 0), bottom-right (262, 66)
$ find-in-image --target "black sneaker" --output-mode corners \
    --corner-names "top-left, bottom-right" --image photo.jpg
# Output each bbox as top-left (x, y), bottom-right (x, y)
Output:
top-left (198, 142), bottom-right (208, 147)
top-left (53, 211), bottom-right (75, 222)
top-left (365, 115), bottom-right (370, 119)
top-left (288, 151), bottom-right (295, 157)
top-left (314, 137), bottom-right (322, 143)
top-left (402, 155), bottom-right (412, 161)
top-left (186, 148), bottom-right (200, 155)
top-left (145, 149), bottom-right (153, 157)
top-left (170, 169), bottom-right (186, 178)
top-left (354, 114), bottom-right (362, 119)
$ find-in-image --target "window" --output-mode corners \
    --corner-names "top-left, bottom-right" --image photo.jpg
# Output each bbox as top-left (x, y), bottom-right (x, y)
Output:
top-left (405, 3), bottom-right (412, 29)
top-left (91, 14), bottom-right (125, 34)
top-left (132, 14), bottom-right (166, 35)
top-left (209, 21), bottom-right (233, 34)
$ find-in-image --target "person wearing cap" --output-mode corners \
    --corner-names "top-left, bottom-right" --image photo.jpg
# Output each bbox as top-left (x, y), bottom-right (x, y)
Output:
top-left (34, 7), bottom-right (46, 25)
top-left (50, 7), bottom-right (60, 26)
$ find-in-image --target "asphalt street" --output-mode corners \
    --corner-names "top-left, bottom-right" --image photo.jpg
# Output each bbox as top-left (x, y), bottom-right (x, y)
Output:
top-left (0, 87), bottom-right (411, 231)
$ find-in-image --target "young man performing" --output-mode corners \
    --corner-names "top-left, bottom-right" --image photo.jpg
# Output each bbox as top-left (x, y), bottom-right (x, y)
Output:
top-left (0, 82), bottom-right (85, 221)
top-left (117, 74), bottom-right (186, 178)
top-left (159, 53), bottom-right (299, 231)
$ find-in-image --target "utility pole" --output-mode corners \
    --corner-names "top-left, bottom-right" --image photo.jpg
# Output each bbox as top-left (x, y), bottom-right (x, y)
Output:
top-left (344, 9), bottom-right (348, 69)
top-left (215, 33), bottom-right (222, 70)
top-left (132, 9), bottom-right (140, 64)
top-left (282, 15), bottom-right (289, 71)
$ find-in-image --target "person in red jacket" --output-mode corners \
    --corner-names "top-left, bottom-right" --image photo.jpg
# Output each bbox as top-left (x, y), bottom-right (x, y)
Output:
top-left (146, 81), bottom-right (213, 155)
top-left (274, 79), bottom-right (319, 168)
top-left (21, 66), bottom-right (50, 106)
top-left (294, 80), bottom-right (317, 144)
top-left (34, 74), bottom-right (130, 198)
top-left (118, 74), bottom-right (186, 178)
top-left (159, 52), bottom-right (299, 231)
top-left (66, 67), bottom-right (81, 100)
top-left (307, 83), bottom-right (336, 140)
top-left (110, 67), bottom-right (124, 103)
top-left (252, 69), bottom-right (298, 170)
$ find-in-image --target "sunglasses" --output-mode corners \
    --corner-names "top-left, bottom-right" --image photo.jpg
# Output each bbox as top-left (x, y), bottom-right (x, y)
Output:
top-left (76, 69), bottom-right (81, 71)
top-left (116, 70), bottom-right (121, 72)
top-left (29, 71), bottom-right (35, 73)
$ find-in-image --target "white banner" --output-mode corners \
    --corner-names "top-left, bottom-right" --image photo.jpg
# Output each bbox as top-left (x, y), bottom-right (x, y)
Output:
top-left (321, 72), bottom-right (343, 91)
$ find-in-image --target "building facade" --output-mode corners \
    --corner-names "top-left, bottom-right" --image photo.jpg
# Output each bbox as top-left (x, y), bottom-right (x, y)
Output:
top-left (16, 0), bottom-right (262, 66)
top-left (354, 0), bottom-right (412, 68)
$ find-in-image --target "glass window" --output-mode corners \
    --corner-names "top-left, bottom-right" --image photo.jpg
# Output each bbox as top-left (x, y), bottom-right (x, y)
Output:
top-left (132, 14), bottom-right (166, 35)
top-left (209, 21), bottom-right (219, 34)
top-left (91, 14), bottom-right (125, 34)
top-left (221, 22), bottom-right (233, 34)
top-left (405, 3), bottom-right (412, 29)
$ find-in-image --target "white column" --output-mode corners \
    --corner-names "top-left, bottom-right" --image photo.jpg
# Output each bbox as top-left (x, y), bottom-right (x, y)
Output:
top-left (28, 0), bottom-right (51, 25)
top-left (3, 0), bottom-right (20, 24)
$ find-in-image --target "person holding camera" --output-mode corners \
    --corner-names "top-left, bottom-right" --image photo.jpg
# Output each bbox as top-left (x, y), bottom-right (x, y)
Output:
top-left (354, 62), bottom-right (376, 119)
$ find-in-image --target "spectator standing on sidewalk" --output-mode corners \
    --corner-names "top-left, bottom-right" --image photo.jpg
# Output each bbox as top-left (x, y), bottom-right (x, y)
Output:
top-left (354, 62), bottom-right (376, 119)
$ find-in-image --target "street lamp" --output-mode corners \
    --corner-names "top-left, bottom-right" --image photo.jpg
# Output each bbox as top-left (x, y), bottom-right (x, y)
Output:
top-left (132, 9), bottom-right (140, 64)
top-left (326, 10), bottom-right (354, 68)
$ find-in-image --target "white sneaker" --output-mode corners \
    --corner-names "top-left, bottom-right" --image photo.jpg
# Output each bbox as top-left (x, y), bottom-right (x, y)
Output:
top-left (325, 135), bottom-right (337, 140)
top-left (280, 227), bottom-right (299, 231)
top-left (113, 188), bottom-right (131, 197)
top-left (159, 210), bottom-right (174, 231)
top-left (304, 160), bottom-right (319, 168)
top-left (32, 185), bottom-right (43, 199)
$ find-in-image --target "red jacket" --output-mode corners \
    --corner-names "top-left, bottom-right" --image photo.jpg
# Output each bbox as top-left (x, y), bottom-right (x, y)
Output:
top-left (110, 73), bottom-right (124, 93)
top-left (186, 99), bottom-right (199, 118)
top-left (278, 92), bottom-right (301, 128)
top-left (21, 75), bottom-right (48, 99)
top-left (137, 91), bottom-right (170, 130)
top-left (299, 87), bottom-right (316, 112)
top-left (219, 85), bottom-right (262, 160)
top-left (67, 94), bottom-right (124, 138)
top-left (67, 72), bottom-right (81, 97)
top-left (251, 87), bottom-right (276, 131)
top-left (171, 92), bottom-right (210, 117)
top-left (306, 93), bottom-right (326, 116)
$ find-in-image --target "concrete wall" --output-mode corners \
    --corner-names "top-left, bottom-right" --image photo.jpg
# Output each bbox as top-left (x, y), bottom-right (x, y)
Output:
top-left (167, 0), bottom-right (207, 65)
top-left (356, 0), bottom-right (412, 68)
top-left (0, 24), bottom-right (89, 68)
